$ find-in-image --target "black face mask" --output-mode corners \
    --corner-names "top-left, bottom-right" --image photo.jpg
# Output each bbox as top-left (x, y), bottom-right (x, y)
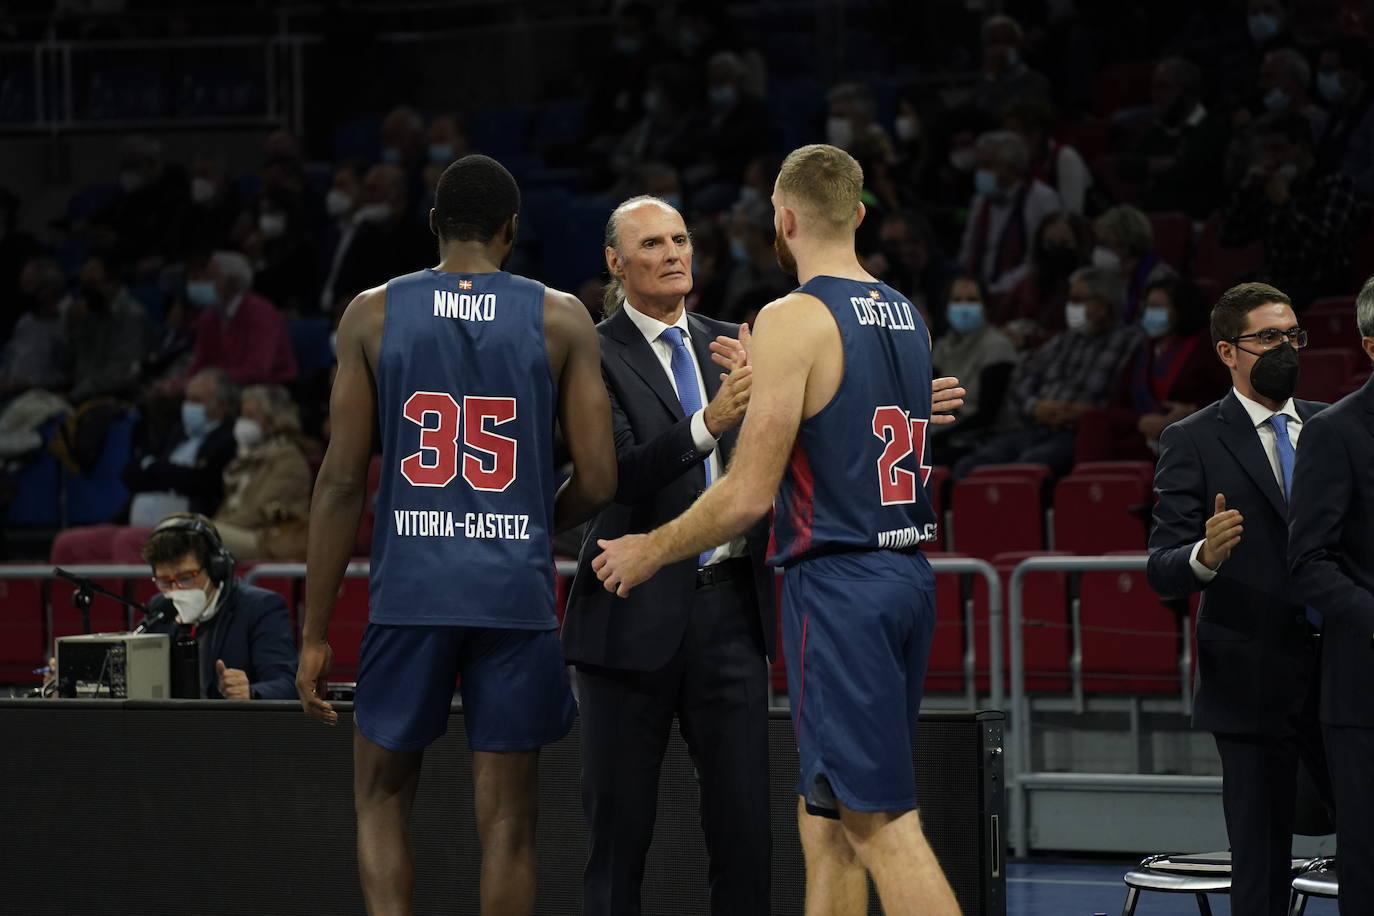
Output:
top-left (1244, 341), bottom-right (1300, 402)
top-left (1037, 246), bottom-right (1079, 277)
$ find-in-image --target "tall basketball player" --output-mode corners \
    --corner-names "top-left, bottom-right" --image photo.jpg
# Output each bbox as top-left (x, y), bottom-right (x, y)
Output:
top-left (297, 154), bottom-right (616, 916)
top-left (595, 144), bottom-right (961, 915)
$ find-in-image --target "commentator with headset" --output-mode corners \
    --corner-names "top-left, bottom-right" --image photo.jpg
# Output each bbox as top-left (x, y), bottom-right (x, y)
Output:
top-left (139, 512), bottom-right (298, 699)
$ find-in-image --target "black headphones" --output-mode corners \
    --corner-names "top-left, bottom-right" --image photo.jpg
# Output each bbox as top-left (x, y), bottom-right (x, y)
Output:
top-left (152, 515), bottom-right (236, 585)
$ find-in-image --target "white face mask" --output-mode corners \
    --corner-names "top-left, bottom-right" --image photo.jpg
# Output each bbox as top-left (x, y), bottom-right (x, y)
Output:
top-left (826, 116), bottom-right (854, 150)
top-left (170, 586), bottom-right (212, 624)
top-left (258, 212), bottom-right (287, 240)
top-left (325, 188), bottom-right (354, 218)
top-left (948, 148), bottom-right (977, 173)
top-left (190, 176), bottom-right (216, 205)
top-left (234, 417), bottom-right (264, 452)
top-left (355, 202), bottom-right (393, 225)
top-left (1091, 245), bottom-right (1122, 272)
top-left (1065, 301), bottom-right (1090, 332)
top-left (895, 114), bottom-right (921, 143)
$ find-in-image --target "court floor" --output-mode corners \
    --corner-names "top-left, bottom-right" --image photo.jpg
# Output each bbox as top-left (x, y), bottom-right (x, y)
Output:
top-left (1007, 861), bottom-right (1338, 915)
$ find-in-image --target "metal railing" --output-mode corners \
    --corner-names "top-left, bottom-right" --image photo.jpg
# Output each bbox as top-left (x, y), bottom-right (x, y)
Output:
top-left (1006, 554), bottom-right (1196, 856)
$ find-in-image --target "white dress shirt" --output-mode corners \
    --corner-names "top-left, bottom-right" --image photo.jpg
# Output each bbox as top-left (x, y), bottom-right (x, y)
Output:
top-left (1190, 389), bottom-right (1303, 582)
top-left (621, 299), bottom-right (744, 565)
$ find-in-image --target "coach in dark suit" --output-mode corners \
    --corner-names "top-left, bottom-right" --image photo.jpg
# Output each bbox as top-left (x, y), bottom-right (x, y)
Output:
top-left (1289, 284), bottom-right (1374, 916)
top-left (1147, 282), bottom-right (1331, 916)
top-left (563, 196), bottom-right (774, 914)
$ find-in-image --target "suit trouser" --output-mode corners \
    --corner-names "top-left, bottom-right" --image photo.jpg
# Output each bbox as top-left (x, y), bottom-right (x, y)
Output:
top-left (573, 571), bottom-right (770, 916)
top-left (1212, 644), bottom-right (1331, 916)
top-left (1323, 723), bottom-right (1374, 916)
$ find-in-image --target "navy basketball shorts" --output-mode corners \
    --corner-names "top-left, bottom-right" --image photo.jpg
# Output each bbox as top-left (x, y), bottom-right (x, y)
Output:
top-left (354, 623), bottom-right (575, 753)
top-left (781, 549), bottom-right (936, 819)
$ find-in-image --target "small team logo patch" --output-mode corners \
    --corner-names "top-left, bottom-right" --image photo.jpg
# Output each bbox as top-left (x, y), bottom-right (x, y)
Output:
top-left (868, 289), bottom-right (882, 299)
top-left (458, 279), bottom-right (473, 290)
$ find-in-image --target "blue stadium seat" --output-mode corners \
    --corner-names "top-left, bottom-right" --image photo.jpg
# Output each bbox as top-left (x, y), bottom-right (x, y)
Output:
top-left (4, 418), bottom-right (63, 527)
top-left (65, 183), bottom-right (123, 221)
top-left (332, 115), bottom-right (383, 163)
top-left (530, 102), bottom-right (586, 151)
top-left (63, 410), bottom-right (138, 526)
top-left (288, 318), bottom-right (335, 377)
top-left (470, 105), bottom-right (536, 157)
top-left (126, 280), bottom-right (170, 324)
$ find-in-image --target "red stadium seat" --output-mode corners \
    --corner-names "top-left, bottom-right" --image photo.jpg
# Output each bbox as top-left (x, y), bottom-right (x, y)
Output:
top-left (1091, 59), bottom-right (1158, 116)
top-left (1193, 214), bottom-right (1263, 287)
top-left (950, 475), bottom-right (1047, 560)
top-left (1053, 474), bottom-right (1152, 554)
top-left (966, 463), bottom-right (1053, 484)
top-left (924, 465), bottom-right (951, 550)
top-left (301, 576), bottom-right (370, 681)
top-left (1296, 348), bottom-right (1356, 403)
top-left (924, 551), bottom-right (976, 694)
top-left (992, 551), bottom-right (1072, 693)
top-left (1069, 461), bottom-right (1155, 485)
top-left (1060, 118), bottom-right (1112, 163)
top-left (354, 455), bottom-right (384, 557)
top-left (1147, 212), bottom-right (1192, 273)
top-left (1193, 276), bottom-right (1222, 307)
top-left (0, 578), bottom-right (48, 682)
top-left (1079, 557), bottom-right (1185, 693)
top-left (1304, 304), bottom-right (1359, 350)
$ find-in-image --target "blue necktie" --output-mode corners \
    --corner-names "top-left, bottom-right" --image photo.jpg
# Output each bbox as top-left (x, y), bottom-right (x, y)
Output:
top-left (661, 326), bottom-right (713, 568)
top-left (1271, 414), bottom-right (1321, 628)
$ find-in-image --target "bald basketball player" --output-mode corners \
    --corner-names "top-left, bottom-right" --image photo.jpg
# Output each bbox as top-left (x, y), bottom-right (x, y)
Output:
top-left (594, 144), bottom-right (962, 915)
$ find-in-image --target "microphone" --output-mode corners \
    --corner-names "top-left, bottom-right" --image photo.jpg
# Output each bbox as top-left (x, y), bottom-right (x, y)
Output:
top-left (132, 599), bottom-right (176, 634)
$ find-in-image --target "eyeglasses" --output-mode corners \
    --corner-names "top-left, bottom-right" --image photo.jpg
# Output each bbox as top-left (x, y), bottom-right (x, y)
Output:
top-left (1228, 327), bottom-right (1309, 350)
top-left (151, 568), bottom-right (204, 591)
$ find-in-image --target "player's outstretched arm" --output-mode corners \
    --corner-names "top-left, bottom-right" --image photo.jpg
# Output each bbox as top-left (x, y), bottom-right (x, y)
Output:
top-left (297, 289), bottom-right (381, 724)
top-left (547, 291), bottom-right (617, 532)
top-left (593, 293), bottom-right (821, 596)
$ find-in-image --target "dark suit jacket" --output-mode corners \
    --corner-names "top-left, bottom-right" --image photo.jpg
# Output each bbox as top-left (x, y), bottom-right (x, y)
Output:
top-left (562, 308), bottom-right (775, 671)
top-left (1289, 374), bottom-right (1374, 727)
top-left (1147, 391), bottom-right (1326, 735)
top-left (147, 580), bottom-right (297, 699)
top-left (123, 420), bottom-right (236, 517)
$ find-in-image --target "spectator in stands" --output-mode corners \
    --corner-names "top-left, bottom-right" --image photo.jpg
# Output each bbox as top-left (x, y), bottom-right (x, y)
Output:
top-left (953, 266), bottom-right (1144, 478)
top-left (238, 187), bottom-right (318, 316)
top-left (1314, 36), bottom-right (1374, 200)
top-left (64, 254), bottom-right (154, 404)
top-left (636, 162), bottom-right (684, 212)
top-left (825, 82), bottom-right (893, 158)
top-left (995, 211), bottom-right (1092, 347)
top-left (317, 159), bottom-right (367, 314)
top-left (379, 105), bottom-right (426, 182)
top-left (421, 113), bottom-right (471, 209)
top-left (1116, 57), bottom-right (1230, 217)
top-left (49, 369), bottom-right (240, 564)
top-left (888, 87), bottom-right (932, 203)
top-left (261, 129), bottom-right (307, 197)
top-left (90, 135), bottom-right (189, 273)
top-left (683, 219), bottom-right (730, 317)
top-left (694, 51), bottom-right (774, 192)
top-left (958, 130), bottom-right (1061, 297)
top-left (611, 63), bottom-right (704, 186)
top-left (183, 154), bottom-right (240, 255)
top-left (929, 274), bottom-right (1018, 466)
top-left (139, 513), bottom-right (297, 700)
top-left (182, 250), bottom-right (297, 386)
top-left (586, 2), bottom-right (658, 143)
top-left (1249, 47), bottom-right (1327, 142)
top-left (0, 257), bottom-right (68, 398)
top-left (326, 164), bottom-right (433, 315)
top-left (212, 383), bottom-right (311, 561)
top-left (1075, 276), bottom-right (1232, 462)
top-left (1222, 112), bottom-right (1358, 304)
top-left (1001, 98), bottom-right (1093, 215)
top-left (0, 187), bottom-right (41, 342)
top-left (972, 14), bottom-right (1052, 119)
top-left (864, 210), bottom-right (951, 323)
top-left (1092, 204), bottom-right (1175, 326)
top-left (720, 197), bottom-right (793, 322)
top-left (917, 106), bottom-right (990, 252)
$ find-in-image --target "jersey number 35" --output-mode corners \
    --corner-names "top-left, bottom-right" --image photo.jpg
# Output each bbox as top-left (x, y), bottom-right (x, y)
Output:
top-left (399, 391), bottom-right (517, 492)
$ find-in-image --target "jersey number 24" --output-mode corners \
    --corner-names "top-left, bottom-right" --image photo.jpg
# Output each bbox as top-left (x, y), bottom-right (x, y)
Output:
top-left (873, 405), bottom-right (931, 506)
top-left (399, 391), bottom-right (517, 491)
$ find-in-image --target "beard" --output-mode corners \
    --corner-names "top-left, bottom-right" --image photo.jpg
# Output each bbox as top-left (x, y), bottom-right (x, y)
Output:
top-left (773, 229), bottom-right (797, 278)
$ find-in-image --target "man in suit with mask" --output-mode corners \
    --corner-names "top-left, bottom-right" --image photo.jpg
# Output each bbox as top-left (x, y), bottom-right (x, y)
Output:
top-left (1147, 281), bottom-right (1330, 916)
top-left (1289, 278), bottom-right (1374, 916)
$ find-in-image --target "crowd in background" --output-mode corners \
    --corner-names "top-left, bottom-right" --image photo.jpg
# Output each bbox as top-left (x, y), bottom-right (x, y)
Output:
top-left (0, 0), bottom-right (1372, 560)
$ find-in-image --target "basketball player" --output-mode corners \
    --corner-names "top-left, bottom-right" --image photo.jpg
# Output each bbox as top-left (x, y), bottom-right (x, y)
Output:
top-left (297, 154), bottom-right (616, 916)
top-left (595, 144), bottom-right (961, 915)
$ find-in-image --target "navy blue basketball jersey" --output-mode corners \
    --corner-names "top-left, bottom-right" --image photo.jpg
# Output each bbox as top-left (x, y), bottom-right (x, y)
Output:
top-left (370, 269), bottom-right (557, 628)
top-left (768, 276), bottom-right (939, 566)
